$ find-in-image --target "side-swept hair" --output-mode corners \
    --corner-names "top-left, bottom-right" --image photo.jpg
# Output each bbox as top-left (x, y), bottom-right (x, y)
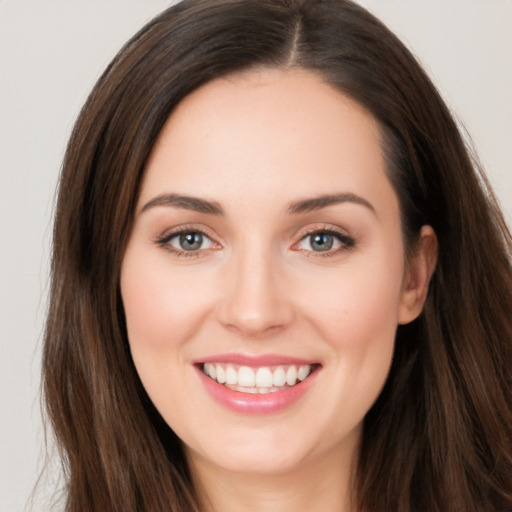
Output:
top-left (42, 1), bottom-right (512, 510)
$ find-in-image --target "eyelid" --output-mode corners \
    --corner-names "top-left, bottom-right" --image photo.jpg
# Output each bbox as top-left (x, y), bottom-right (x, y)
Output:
top-left (154, 224), bottom-right (222, 257)
top-left (153, 223), bottom-right (356, 258)
top-left (291, 224), bottom-right (356, 256)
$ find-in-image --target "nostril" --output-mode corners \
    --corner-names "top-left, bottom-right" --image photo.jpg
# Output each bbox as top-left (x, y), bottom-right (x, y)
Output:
top-left (217, 300), bottom-right (295, 337)
top-left (215, 262), bottom-right (295, 335)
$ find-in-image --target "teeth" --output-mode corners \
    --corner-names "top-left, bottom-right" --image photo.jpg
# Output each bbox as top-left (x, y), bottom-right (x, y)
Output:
top-left (238, 366), bottom-right (255, 387)
top-left (215, 364), bottom-right (226, 384)
top-left (204, 363), bottom-right (216, 380)
top-left (286, 365), bottom-right (297, 386)
top-left (297, 365), bottom-right (310, 381)
top-left (256, 367), bottom-right (273, 387)
top-left (272, 367), bottom-right (286, 387)
top-left (225, 366), bottom-right (238, 385)
top-left (202, 363), bottom-right (314, 393)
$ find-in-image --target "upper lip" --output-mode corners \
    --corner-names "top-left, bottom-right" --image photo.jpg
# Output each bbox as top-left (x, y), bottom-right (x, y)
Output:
top-left (195, 353), bottom-right (320, 367)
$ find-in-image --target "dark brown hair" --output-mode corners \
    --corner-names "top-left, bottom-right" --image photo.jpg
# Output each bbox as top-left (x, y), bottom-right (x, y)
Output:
top-left (42, 1), bottom-right (512, 510)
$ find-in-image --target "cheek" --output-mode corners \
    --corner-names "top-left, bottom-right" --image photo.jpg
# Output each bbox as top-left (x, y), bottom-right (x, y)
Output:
top-left (295, 256), bottom-right (403, 431)
top-left (120, 251), bottom-right (212, 360)
top-left (303, 254), bottom-right (404, 341)
top-left (297, 248), bottom-right (405, 394)
top-left (120, 252), bottom-right (218, 424)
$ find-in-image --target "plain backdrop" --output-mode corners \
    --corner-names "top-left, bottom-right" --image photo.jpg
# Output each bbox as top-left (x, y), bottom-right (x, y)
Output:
top-left (0, 1), bottom-right (510, 511)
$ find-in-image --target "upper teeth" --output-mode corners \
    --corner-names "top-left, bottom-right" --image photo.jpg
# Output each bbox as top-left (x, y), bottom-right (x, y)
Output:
top-left (203, 363), bottom-right (313, 392)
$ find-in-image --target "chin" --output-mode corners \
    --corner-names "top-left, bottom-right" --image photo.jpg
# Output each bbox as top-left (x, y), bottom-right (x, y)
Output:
top-left (198, 446), bottom-right (306, 476)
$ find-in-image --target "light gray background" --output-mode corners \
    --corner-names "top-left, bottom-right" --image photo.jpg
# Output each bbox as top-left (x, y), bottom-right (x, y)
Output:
top-left (1, 1), bottom-right (510, 511)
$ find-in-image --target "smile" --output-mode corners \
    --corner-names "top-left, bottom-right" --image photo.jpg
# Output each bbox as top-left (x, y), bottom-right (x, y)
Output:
top-left (202, 363), bottom-right (315, 394)
top-left (195, 356), bottom-right (321, 414)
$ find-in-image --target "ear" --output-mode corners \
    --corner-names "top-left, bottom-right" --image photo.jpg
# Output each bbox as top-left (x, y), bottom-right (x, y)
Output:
top-left (398, 225), bottom-right (438, 325)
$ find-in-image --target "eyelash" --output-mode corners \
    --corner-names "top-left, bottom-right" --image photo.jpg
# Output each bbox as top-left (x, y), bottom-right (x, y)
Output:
top-left (292, 226), bottom-right (356, 257)
top-left (154, 226), bottom-right (218, 258)
top-left (154, 225), bottom-right (356, 258)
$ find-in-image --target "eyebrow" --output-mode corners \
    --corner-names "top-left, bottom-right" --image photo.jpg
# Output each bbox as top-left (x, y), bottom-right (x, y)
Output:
top-left (287, 193), bottom-right (376, 215)
top-left (140, 192), bottom-right (375, 217)
top-left (140, 193), bottom-right (224, 215)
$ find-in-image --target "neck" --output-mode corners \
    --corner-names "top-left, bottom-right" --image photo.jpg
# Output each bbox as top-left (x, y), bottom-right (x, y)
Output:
top-left (187, 431), bottom-right (360, 512)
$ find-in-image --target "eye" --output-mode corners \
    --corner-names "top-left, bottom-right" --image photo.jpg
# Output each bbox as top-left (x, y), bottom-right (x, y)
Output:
top-left (156, 228), bottom-right (218, 256)
top-left (172, 231), bottom-right (211, 251)
top-left (304, 232), bottom-right (337, 252)
top-left (294, 229), bottom-right (355, 254)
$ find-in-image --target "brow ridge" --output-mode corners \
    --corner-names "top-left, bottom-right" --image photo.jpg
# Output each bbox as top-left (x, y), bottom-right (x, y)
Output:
top-left (287, 193), bottom-right (376, 215)
top-left (141, 192), bottom-right (374, 217)
top-left (140, 193), bottom-right (224, 215)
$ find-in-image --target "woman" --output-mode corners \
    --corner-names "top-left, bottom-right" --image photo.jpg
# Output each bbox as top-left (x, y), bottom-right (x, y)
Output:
top-left (42, 0), bottom-right (512, 510)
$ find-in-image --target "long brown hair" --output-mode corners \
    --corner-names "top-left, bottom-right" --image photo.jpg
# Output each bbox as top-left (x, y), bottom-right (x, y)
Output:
top-left (42, 1), bottom-right (512, 510)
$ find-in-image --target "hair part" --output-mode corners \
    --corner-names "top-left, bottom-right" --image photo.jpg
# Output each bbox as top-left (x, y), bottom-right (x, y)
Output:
top-left (42, 1), bottom-right (512, 510)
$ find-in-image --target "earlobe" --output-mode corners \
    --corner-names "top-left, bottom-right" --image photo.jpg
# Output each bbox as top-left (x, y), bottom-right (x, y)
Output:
top-left (398, 225), bottom-right (438, 325)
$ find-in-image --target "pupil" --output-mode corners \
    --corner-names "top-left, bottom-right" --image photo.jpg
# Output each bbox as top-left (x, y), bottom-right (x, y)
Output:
top-left (180, 232), bottom-right (202, 250)
top-left (311, 233), bottom-right (333, 251)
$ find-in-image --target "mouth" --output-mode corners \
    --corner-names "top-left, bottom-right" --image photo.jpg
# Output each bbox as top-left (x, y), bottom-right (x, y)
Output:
top-left (194, 356), bottom-right (321, 414)
top-left (200, 362), bottom-right (320, 394)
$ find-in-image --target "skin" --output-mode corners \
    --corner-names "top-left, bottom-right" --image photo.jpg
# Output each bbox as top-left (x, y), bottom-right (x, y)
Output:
top-left (120, 68), bottom-right (437, 512)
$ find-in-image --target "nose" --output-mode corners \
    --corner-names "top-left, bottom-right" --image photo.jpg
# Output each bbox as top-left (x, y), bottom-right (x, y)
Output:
top-left (216, 242), bottom-right (295, 337)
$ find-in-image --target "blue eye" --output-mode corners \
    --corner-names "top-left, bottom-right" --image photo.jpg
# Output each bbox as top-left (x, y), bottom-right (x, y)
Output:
top-left (176, 232), bottom-right (205, 251)
top-left (309, 233), bottom-right (335, 251)
top-left (158, 230), bottom-right (215, 254)
top-left (296, 230), bottom-right (354, 253)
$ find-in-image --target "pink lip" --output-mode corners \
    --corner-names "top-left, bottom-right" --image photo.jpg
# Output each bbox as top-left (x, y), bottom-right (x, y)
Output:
top-left (196, 353), bottom-right (318, 367)
top-left (194, 360), bottom-right (320, 415)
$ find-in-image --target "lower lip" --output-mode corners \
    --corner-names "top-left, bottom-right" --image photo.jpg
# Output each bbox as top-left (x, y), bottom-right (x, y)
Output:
top-left (195, 366), bottom-right (318, 414)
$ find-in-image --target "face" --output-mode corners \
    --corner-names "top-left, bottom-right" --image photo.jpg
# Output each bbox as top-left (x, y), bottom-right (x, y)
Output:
top-left (121, 68), bottom-right (426, 480)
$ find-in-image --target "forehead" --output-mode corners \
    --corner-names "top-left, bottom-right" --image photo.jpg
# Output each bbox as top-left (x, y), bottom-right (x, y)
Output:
top-left (140, 67), bottom-right (398, 219)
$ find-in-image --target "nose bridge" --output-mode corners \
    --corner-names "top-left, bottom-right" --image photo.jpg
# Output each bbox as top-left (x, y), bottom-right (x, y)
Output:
top-left (218, 234), bottom-right (293, 336)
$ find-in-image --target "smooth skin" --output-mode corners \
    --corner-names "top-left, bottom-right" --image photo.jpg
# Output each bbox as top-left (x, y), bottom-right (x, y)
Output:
top-left (121, 68), bottom-right (437, 512)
